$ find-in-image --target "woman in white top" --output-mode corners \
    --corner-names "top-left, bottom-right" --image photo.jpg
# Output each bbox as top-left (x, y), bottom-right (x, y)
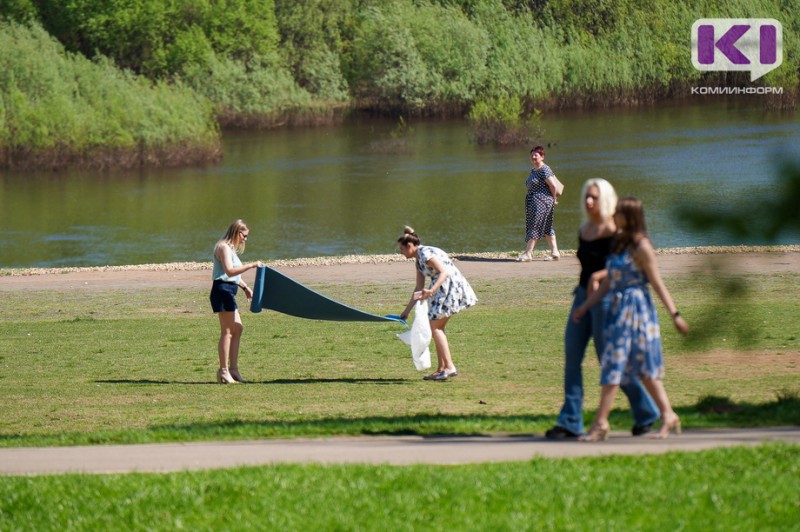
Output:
top-left (210, 219), bottom-right (263, 384)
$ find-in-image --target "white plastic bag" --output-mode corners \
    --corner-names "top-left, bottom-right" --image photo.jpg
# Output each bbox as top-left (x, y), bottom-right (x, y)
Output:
top-left (396, 300), bottom-right (432, 370)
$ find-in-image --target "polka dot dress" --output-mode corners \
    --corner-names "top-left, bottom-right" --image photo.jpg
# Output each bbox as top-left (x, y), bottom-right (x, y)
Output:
top-left (524, 164), bottom-right (557, 242)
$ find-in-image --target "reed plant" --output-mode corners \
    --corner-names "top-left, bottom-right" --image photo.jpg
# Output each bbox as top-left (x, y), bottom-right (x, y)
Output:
top-left (0, 21), bottom-right (220, 170)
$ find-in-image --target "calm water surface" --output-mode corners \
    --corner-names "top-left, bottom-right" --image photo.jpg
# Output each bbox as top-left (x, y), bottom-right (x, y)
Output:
top-left (1, 100), bottom-right (798, 268)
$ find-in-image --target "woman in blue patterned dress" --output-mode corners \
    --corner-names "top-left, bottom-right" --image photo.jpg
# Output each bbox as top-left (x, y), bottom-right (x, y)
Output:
top-left (545, 179), bottom-right (659, 440)
top-left (572, 197), bottom-right (688, 441)
top-left (398, 226), bottom-right (478, 381)
top-left (517, 145), bottom-right (561, 262)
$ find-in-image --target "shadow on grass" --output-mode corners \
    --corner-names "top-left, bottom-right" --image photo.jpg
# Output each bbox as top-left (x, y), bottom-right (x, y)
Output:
top-left (95, 378), bottom-right (408, 385)
top-left (2, 395), bottom-right (798, 448)
top-left (605, 393), bottom-right (800, 429)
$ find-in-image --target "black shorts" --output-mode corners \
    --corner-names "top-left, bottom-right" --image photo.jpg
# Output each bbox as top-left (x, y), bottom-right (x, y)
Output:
top-left (210, 280), bottom-right (239, 312)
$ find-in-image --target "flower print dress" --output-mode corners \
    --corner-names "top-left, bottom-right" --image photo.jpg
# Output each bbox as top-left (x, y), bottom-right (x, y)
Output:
top-left (600, 250), bottom-right (665, 385)
top-left (524, 164), bottom-right (556, 242)
top-left (416, 246), bottom-right (478, 320)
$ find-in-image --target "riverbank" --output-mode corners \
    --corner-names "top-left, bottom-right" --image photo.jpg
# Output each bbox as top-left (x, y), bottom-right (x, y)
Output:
top-left (1, 246), bottom-right (798, 291)
top-left (4, 1), bottom-right (798, 170)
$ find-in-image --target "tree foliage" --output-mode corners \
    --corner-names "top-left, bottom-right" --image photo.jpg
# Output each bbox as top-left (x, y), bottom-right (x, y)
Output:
top-left (29, 0), bottom-right (281, 78)
top-left (0, 21), bottom-right (219, 169)
top-left (1, 0), bottom-right (799, 167)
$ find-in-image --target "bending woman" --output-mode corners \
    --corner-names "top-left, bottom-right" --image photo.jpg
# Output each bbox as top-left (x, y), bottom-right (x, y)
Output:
top-left (398, 226), bottom-right (477, 381)
top-left (210, 219), bottom-right (263, 384)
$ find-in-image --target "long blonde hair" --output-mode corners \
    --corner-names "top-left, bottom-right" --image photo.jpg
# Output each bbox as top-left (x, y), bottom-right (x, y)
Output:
top-left (580, 178), bottom-right (618, 222)
top-left (220, 219), bottom-right (249, 254)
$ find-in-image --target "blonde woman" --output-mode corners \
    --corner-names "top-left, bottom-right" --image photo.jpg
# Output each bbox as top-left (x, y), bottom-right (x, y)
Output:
top-left (546, 179), bottom-right (659, 439)
top-left (573, 197), bottom-right (688, 441)
top-left (398, 226), bottom-right (477, 381)
top-left (210, 219), bottom-right (263, 384)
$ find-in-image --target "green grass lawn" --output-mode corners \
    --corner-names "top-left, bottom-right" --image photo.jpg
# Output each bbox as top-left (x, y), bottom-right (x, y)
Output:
top-left (0, 273), bottom-right (797, 447)
top-left (1, 444), bottom-right (798, 530)
top-left (0, 269), bottom-right (798, 530)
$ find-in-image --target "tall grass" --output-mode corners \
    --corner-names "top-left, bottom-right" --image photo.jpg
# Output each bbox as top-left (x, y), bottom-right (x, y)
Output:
top-left (1, 0), bottom-right (798, 168)
top-left (0, 22), bottom-right (220, 170)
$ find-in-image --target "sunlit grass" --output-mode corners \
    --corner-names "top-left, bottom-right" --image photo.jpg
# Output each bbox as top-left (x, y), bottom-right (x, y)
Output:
top-left (1, 444), bottom-right (798, 530)
top-left (0, 273), bottom-right (797, 447)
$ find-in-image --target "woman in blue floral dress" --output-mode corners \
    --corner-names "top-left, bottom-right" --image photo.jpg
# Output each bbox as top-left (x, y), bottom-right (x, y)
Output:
top-left (398, 226), bottom-right (478, 381)
top-left (572, 197), bottom-right (688, 441)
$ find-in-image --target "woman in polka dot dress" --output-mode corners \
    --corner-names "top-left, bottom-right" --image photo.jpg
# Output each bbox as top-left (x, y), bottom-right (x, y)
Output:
top-left (517, 145), bottom-right (561, 262)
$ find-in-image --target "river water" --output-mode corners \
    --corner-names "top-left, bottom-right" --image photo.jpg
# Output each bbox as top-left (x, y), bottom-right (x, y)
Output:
top-left (0, 100), bottom-right (798, 268)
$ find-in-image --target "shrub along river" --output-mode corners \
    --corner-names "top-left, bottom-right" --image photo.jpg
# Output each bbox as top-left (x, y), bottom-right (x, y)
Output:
top-left (1, 100), bottom-right (798, 268)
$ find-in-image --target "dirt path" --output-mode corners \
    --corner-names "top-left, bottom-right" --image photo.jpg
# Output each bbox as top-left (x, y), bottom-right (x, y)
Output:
top-left (1, 247), bottom-right (799, 292)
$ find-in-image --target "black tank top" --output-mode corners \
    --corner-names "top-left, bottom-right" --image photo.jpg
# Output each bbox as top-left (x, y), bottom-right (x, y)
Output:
top-left (577, 235), bottom-right (613, 288)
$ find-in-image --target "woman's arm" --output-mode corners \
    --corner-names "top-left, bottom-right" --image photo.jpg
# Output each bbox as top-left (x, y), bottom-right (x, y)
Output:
top-left (588, 269), bottom-right (608, 296)
top-left (546, 176), bottom-right (558, 203)
top-left (401, 269), bottom-right (426, 320)
top-left (419, 256), bottom-right (449, 299)
top-left (215, 243), bottom-right (263, 280)
top-left (633, 238), bottom-right (689, 335)
top-left (572, 275), bottom-right (611, 322)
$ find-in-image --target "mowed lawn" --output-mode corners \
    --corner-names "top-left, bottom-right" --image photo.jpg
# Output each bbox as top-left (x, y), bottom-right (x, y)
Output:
top-left (1, 268), bottom-right (798, 530)
top-left (0, 272), bottom-right (798, 446)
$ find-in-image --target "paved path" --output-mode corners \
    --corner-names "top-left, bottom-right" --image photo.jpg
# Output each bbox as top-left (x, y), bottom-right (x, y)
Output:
top-left (1, 428), bottom-right (798, 476)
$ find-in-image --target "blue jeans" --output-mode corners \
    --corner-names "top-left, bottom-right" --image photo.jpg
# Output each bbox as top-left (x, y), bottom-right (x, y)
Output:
top-left (556, 285), bottom-right (660, 434)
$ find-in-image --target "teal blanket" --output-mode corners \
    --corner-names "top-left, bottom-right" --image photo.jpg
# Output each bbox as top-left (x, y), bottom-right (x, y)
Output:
top-left (250, 266), bottom-right (406, 325)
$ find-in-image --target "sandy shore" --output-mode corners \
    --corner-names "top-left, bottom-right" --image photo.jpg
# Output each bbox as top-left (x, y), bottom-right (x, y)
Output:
top-left (1, 246), bottom-right (798, 292)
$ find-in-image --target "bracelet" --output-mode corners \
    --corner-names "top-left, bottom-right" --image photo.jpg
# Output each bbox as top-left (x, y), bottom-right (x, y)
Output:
top-left (672, 311), bottom-right (680, 318)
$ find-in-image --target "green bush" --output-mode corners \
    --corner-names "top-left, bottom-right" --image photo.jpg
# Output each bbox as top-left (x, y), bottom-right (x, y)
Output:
top-left (405, 2), bottom-right (490, 107)
top-left (0, 21), bottom-right (219, 169)
top-left (346, 3), bottom-right (432, 110)
top-left (346, 0), bottom-right (493, 112)
top-left (468, 95), bottom-right (540, 145)
top-left (33, 0), bottom-right (281, 78)
top-left (469, 1), bottom-right (564, 102)
top-left (274, 0), bottom-right (352, 102)
top-left (180, 52), bottom-right (313, 127)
